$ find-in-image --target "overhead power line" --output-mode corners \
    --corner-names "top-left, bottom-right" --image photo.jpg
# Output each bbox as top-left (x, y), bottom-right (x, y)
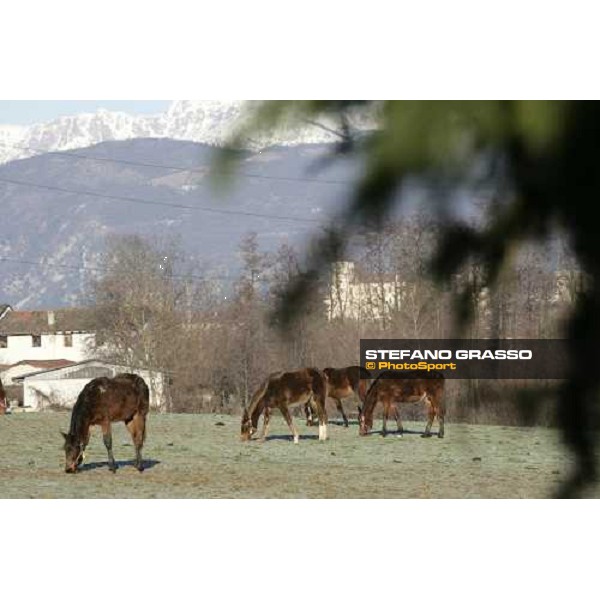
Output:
top-left (0, 140), bottom-right (352, 186)
top-left (0, 176), bottom-right (325, 224)
top-left (0, 256), bottom-right (238, 283)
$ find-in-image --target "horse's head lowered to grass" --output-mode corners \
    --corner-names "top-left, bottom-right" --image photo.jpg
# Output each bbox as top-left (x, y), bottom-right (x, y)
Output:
top-left (240, 406), bottom-right (257, 441)
top-left (62, 432), bottom-right (85, 474)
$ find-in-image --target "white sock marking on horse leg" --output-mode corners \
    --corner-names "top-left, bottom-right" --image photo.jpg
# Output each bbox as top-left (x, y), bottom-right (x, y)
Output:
top-left (319, 423), bottom-right (328, 440)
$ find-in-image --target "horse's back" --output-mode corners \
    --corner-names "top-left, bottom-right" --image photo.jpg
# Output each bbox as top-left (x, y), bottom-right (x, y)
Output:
top-left (268, 368), bottom-right (326, 406)
top-left (75, 373), bottom-right (150, 423)
top-left (113, 373), bottom-right (150, 415)
top-left (324, 365), bottom-right (369, 390)
top-left (371, 370), bottom-right (444, 402)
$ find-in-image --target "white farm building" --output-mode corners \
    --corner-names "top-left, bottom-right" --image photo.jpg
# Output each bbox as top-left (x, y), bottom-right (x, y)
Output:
top-left (0, 305), bottom-right (94, 364)
top-left (14, 359), bottom-right (168, 412)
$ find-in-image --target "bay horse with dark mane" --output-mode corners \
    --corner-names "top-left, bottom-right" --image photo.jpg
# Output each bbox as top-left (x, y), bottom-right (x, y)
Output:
top-left (241, 368), bottom-right (328, 443)
top-left (305, 365), bottom-right (370, 427)
top-left (0, 378), bottom-right (7, 415)
top-left (359, 371), bottom-right (446, 438)
top-left (62, 373), bottom-right (150, 473)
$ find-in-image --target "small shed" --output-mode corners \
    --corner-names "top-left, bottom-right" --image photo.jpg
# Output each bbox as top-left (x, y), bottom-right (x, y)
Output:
top-left (14, 359), bottom-right (168, 412)
top-left (1, 359), bottom-right (76, 387)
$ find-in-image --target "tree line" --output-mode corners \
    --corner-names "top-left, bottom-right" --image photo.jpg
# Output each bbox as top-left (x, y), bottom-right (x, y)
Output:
top-left (85, 216), bottom-right (581, 424)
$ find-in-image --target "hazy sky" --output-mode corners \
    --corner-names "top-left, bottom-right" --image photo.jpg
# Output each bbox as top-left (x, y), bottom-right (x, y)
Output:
top-left (0, 101), bottom-right (171, 125)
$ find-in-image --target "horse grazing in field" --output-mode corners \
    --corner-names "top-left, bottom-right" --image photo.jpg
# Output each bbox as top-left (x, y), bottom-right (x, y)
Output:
top-left (0, 379), bottom-right (7, 415)
top-left (241, 368), bottom-right (328, 443)
top-left (305, 365), bottom-right (370, 427)
top-left (62, 373), bottom-right (150, 473)
top-left (359, 371), bottom-right (446, 438)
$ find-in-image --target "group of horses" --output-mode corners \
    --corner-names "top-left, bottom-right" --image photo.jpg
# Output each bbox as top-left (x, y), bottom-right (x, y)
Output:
top-left (240, 365), bottom-right (446, 443)
top-left (56, 365), bottom-right (445, 474)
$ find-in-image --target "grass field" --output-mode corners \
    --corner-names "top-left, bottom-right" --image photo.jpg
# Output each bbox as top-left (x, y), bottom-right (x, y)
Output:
top-left (0, 411), bottom-right (591, 498)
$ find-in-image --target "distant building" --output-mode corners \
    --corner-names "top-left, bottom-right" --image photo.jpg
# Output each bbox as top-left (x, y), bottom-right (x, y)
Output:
top-left (325, 261), bottom-right (410, 321)
top-left (325, 261), bottom-right (587, 326)
top-left (0, 306), bottom-right (95, 364)
top-left (13, 359), bottom-right (167, 412)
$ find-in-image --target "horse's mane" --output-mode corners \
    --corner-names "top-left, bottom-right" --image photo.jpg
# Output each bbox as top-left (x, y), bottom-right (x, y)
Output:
top-left (245, 372), bottom-right (282, 423)
top-left (68, 378), bottom-right (106, 440)
top-left (362, 372), bottom-right (384, 418)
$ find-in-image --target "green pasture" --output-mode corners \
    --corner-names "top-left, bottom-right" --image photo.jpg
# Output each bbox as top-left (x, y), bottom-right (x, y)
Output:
top-left (0, 412), bottom-right (587, 498)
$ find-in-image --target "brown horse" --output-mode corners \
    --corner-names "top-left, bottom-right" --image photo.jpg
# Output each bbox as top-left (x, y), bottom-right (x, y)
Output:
top-left (62, 373), bottom-right (150, 473)
top-left (0, 378), bottom-right (7, 415)
top-left (241, 368), bottom-right (328, 443)
top-left (305, 366), bottom-right (370, 427)
top-left (359, 371), bottom-right (446, 438)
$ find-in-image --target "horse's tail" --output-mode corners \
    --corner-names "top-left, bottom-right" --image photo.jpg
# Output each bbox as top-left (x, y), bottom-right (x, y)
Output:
top-left (133, 375), bottom-right (150, 413)
top-left (307, 368), bottom-right (327, 402)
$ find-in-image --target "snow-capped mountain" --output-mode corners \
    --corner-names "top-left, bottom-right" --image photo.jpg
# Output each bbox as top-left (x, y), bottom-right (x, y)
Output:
top-left (0, 101), bottom-right (378, 165)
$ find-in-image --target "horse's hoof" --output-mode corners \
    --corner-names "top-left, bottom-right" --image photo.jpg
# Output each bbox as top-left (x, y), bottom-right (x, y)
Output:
top-left (421, 433), bottom-right (432, 438)
top-left (136, 465), bottom-right (145, 472)
top-left (438, 433), bottom-right (445, 439)
top-left (109, 465), bottom-right (118, 473)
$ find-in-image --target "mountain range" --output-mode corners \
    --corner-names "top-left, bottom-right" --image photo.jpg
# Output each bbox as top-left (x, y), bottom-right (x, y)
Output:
top-left (0, 100), bottom-right (379, 164)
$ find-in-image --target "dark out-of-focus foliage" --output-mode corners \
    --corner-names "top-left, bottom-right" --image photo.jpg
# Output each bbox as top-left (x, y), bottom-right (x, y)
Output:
top-left (216, 100), bottom-right (600, 498)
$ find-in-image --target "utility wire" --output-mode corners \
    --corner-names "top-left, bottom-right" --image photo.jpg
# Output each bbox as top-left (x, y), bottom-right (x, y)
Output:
top-left (0, 256), bottom-right (238, 283)
top-left (0, 140), bottom-right (352, 186)
top-left (0, 176), bottom-right (325, 224)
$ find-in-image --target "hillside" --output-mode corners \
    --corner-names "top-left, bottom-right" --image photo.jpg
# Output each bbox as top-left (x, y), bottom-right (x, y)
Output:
top-left (0, 138), bottom-right (364, 307)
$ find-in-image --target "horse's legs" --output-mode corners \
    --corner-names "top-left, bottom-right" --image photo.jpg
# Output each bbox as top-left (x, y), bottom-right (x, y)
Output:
top-left (76, 428), bottom-right (91, 466)
top-left (392, 403), bottom-right (403, 436)
top-left (435, 391), bottom-right (446, 438)
top-left (304, 402), bottom-right (312, 426)
top-left (304, 400), bottom-right (316, 426)
top-left (422, 397), bottom-right (435, 438)
top-left (382, 401), bottom-right (390, 436)
top-left (279, 404), bottom-right (299, 444)
top-left (335, 397), bottom-right (349, 427)
top-left (259, 404), bottom-right (271, 442)
top-left (314, 395), bottom-right (328, 441)
top-left (101, 421), bottom-right (117, 472)
top-left (126, 413), bottom-right (147, 471)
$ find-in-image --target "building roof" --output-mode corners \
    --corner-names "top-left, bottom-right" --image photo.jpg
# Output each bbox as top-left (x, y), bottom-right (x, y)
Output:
top-left (0, 307), bottom-right (95, 335)
top-left (13, 358), bottom-right (164, 382)
top-left (8, 359), bottom-right (76, 370)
